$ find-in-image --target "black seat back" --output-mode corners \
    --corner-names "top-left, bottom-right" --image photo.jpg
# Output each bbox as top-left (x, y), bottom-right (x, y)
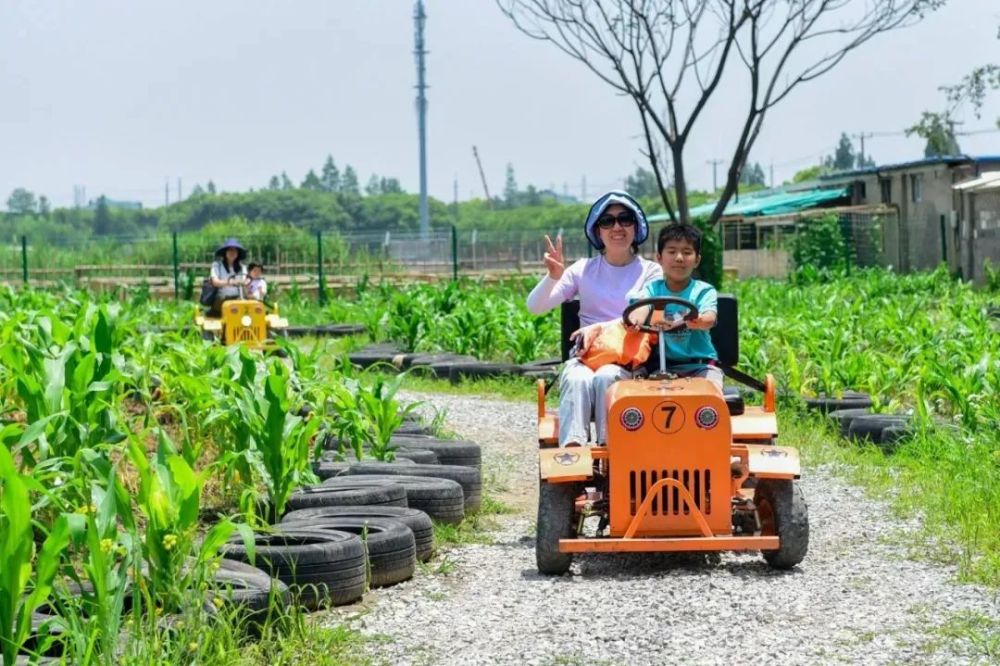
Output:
top-left (558, 294), bottom-right (739, 367)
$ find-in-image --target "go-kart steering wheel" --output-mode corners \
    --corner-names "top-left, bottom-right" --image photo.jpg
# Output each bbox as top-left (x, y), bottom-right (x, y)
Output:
top-left (622, 297), bottom-right (699, 334)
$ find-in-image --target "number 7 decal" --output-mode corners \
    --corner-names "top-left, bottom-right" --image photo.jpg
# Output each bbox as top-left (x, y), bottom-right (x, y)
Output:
top-left (652, 400), bottom-right (685, 435)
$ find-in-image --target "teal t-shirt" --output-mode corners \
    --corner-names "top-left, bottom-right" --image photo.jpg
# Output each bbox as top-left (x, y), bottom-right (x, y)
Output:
top-left (631, 278), bottom-right (718, 371)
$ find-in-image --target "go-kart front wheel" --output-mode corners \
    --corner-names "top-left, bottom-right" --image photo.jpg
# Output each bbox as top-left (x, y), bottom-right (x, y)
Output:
top-left (756, 479), bottom-right (809, 569)
top-left (536, 479), bottom-right (577, 575)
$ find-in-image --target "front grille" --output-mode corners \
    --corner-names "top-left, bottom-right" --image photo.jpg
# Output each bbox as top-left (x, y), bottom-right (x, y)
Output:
top-left (628, 468), bottom-right (712, 516)
top-left (234, 327), bottom-right (262, 342)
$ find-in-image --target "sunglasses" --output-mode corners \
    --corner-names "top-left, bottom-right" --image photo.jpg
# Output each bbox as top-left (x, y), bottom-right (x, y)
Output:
top-left (596, 212), bottom-right (637, 229)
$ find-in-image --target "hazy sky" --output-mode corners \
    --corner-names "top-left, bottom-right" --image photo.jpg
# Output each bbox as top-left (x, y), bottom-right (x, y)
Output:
top-left (2, 1), bottom-right (998, 210)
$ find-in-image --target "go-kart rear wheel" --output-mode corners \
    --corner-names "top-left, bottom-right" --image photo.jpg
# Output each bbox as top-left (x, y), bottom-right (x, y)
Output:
top-left (755, 479), bottom-right (809, 569)
top-left (536, 479), bottom-right (576, 575)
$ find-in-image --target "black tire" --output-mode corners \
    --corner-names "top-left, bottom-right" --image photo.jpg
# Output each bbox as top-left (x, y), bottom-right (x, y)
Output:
top-left (221, 528), bottom-right (367, 609)
top-left (284, 482), bottom-right (408, 513)
top-left (827, 408), bottom-right (873, 438)
top-left (723, 386), bottom-right (745, 416)
top-left (755, 479), bottom-right (809, 569)
top-left (324, 474), bottom-right (465, 524)
top-left (312, 460), bottom-right (350, 480)
top-left (207, 558), bottom-right (291, 625)
top-left (880, 424), bottom-right (911, 450)
top-left (346, 463), bottom-right (481, 513)
top-left (803, 390), bottom-right (873, 414)
top-left (388, 437), bottom-right (482, 468)
top-left (347, 346), bottom-right (403, 370)
top-left (393, 422), bottom-right (436, 436)
top-left (520, 357), bottom-right (562, 371)
top-left (282, 506), bottom-right (435, 562)
top-left (282, 324), bottom-right (366, 338)
top-left (447, 362), bottom-right (524, 384)
top-left (281, 517), bottom-right (416, 588)
top-left (847, 414), bottom-right (911, 447)
top-left (393, 448), bottom-right (439, 464)
top-left (536, 480), bottom-right (576, 575)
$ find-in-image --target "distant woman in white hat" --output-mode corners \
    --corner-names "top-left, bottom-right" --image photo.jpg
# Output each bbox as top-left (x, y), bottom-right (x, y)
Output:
top-left (526, 191), bottom-right (662, 447)
top-left (207, 238), bottom-right (248, 315)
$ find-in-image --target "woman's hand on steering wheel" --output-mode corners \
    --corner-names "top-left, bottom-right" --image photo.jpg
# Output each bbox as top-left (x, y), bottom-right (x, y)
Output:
top-left (543, 234), bottom-right (564, 281)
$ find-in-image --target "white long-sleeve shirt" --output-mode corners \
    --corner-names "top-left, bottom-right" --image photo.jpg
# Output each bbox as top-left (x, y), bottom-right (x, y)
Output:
top-left (526, 255), bottom-right (662, 328)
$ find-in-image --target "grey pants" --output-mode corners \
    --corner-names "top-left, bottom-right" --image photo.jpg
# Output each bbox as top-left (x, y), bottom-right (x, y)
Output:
top-left (671, 365), bottom-right (725, 391)
top-left (558, 359), bottom-right (631, 447)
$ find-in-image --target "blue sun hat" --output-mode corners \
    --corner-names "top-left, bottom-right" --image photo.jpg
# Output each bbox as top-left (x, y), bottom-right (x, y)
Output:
top-left (584, 191), bottom-right (649, 250)
top-left (214, 238), bottom-right (247, 261)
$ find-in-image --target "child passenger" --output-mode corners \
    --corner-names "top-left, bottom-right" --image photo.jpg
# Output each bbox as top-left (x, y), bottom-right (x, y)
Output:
top-left (247, 262), bottom-right (268, 302)
top-left (629, 223), bottom-right (723, 391)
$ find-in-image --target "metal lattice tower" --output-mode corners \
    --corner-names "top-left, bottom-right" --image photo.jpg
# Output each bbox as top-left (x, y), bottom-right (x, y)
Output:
top-left (414, 0), bottom-right (429, 238)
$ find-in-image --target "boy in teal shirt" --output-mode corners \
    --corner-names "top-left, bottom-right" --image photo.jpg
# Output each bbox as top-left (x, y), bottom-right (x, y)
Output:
top-left (628, 223), bottom-right (723, 390)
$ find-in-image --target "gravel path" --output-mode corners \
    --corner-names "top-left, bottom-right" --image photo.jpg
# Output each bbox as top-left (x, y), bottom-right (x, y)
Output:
top-left (326, 392), bottom-right (999, 666)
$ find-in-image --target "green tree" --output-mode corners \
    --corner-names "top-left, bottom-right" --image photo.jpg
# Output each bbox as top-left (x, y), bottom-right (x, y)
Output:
top-left (624, 167), bottom-right (660, 199)
top-left (503, 164), bottom-right (518, 206)
top-left (280, 172), bottom-right (294, 190)
top-left (301, 169), bottom-right (322, 190)
top-left (790, 165), bottom-right (830, 183)
top-left (321, 156), bottom-right (341, 192)
top-left (380, 177), bottom-right (403, 194)
top-left (824, 133), bottom-right (856, 171)
top-left (6, 188), bottom-right (36, 214)
top-left (37, 195), bottom-right (50, 217)
top-left (365, 174), bottom-right (380, 196)
top-left (908, 113), bottom-right (962, 157)
top-left (93, 196), bottom-right (113, 235)
top-left (740, 161), bottom-right (766, 186)
top-left (206, 181), bottom-right (217, 195)
top-left (190, 184), bottom-right (206, 197)
top-left (268, 176), bottom-right (280, 190)
top-left (341, 166), bottom-right (360, 195)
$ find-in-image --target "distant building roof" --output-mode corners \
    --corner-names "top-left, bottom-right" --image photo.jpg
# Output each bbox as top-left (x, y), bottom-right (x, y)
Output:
top-left (647, 187), bottom-right (848, 222)
top-left (818, 155), bottom-right (1000, 181)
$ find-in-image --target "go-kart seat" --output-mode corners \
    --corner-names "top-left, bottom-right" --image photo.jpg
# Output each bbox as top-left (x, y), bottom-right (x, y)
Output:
top-left (559, 296), bottom-right (745, 416)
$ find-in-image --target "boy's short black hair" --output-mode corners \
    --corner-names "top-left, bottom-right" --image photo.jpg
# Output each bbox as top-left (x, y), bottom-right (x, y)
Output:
top-left (656, 223), bottom-right (702, 255)
top-left (248, 262), bottom-right (263, 271)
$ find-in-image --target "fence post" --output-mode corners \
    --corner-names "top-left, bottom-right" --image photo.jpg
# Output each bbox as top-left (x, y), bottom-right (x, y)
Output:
top-left (316, 231), bottom-right (327, 305)
top-left (20, 235), bottom-right (28, 286)
top-left (172, 232), bottom-right (180, 300)
top-left (451, 225), bottom-right (458, 281)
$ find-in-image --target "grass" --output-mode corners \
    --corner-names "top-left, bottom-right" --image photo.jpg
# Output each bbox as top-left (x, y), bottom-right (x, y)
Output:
top-left (780, 404), bottom-right (1000, 586)
top-left (432, 493), bottom-right (516, 548)
top-left (226, 620), bottom-right (371, 666)
top-left (914, 609), bottom-right (1000, 662)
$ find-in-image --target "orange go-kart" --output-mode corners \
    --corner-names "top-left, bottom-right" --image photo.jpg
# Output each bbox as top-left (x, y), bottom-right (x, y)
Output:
top-left (535, 295), bottom-right (808, 574)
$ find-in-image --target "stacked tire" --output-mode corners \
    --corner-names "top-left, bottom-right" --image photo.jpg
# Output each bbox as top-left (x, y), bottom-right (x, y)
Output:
top-left (345, 462), bottom-right (482, 513)
top-left (323, 474), bottom-right (466, 525)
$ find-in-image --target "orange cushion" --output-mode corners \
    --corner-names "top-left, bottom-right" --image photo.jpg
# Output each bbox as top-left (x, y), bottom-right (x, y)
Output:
top-left (579, 321), bottom-right (655, 371)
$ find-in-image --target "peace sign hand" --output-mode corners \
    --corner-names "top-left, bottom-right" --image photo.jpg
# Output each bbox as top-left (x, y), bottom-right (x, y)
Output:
top-left (543, 234), bottom-right (565, 281)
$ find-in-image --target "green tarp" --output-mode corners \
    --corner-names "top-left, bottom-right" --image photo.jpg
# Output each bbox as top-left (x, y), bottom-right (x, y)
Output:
top-left (647, 187), bottom-right (848, 221)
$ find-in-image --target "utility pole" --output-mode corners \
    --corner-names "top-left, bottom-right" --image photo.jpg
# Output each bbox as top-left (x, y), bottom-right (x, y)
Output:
top-left (414, 0), bottom-right (429, 238)
top-left (769, 163), bottom-right (774, 188)
top-left (472, 145), bottom-right (492, 207)
top-left (706, 159), bottom-right (722, 192)
top-left (164, 179), bottom-right (170, 206)
top-left (853, 132), bottom-right (874, 167)
top-left (177, 177), bottom-right (182, 201)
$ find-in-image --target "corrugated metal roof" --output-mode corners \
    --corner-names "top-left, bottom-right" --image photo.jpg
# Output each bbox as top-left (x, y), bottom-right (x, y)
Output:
top-left (953, 172), bottom-right (1000, 192)
top-left (647, 187), bottom-right (848, 222)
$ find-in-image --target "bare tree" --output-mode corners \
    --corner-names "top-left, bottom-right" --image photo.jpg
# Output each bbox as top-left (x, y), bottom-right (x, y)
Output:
top-left (498, 0), bottom-right (942, 226)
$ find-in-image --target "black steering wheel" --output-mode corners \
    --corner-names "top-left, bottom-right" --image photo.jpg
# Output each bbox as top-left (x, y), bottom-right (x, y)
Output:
top-left (622, 296), bottom-right (699, 334)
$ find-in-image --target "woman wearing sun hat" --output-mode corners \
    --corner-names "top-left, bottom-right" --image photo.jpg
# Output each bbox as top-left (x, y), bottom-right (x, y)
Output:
top-left (526, 191), bottom-right (662, 447)
top-left (207, 238), bottom-right (249, 316)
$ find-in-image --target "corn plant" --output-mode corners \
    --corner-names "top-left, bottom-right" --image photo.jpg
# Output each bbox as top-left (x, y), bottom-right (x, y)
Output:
top-left (0, 446), bottom-right (71, 665)
top-left (239, 359), bottom-right (321, 521)
top-left (357, 373), bottom-right (418, 461)
top-left (128, 430), bottom-right (239, 613)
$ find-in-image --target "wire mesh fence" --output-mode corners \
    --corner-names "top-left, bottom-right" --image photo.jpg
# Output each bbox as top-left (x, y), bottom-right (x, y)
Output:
top-left (0, 206), bottom-right (900, 299)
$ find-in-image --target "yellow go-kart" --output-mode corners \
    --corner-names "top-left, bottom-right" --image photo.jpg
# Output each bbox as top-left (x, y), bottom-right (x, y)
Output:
top-left (195, 298), bottom-right (288, 349)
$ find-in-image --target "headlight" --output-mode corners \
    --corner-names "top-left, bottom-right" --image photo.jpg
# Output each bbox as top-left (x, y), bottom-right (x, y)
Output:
top-left (241, 315), bottom-right (252, 327)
